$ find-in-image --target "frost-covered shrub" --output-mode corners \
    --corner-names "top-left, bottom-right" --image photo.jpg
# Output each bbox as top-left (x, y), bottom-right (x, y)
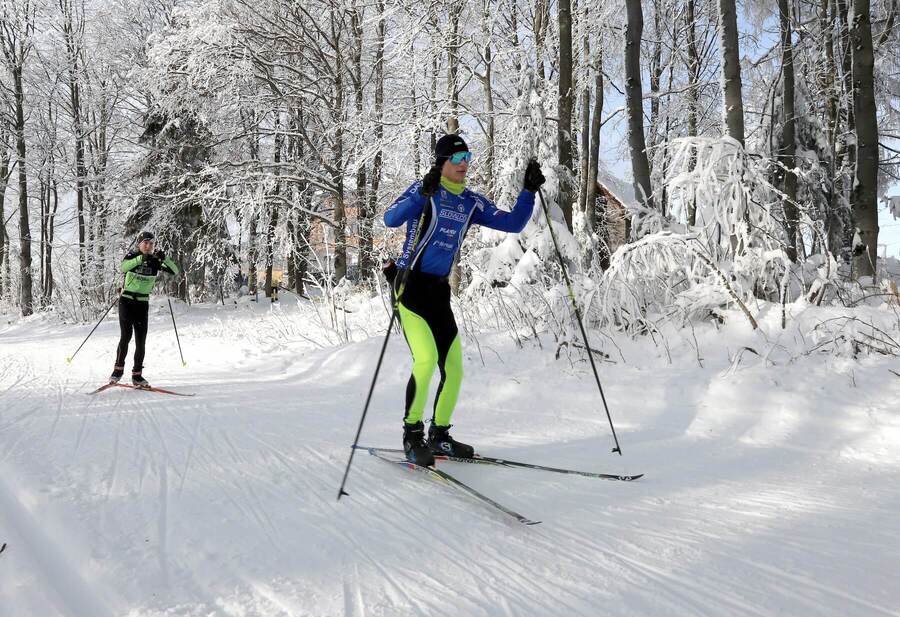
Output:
top-left (599, 136), bottom-right (843, 332)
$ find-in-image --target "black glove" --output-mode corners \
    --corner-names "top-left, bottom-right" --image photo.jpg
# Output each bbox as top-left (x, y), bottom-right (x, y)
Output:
top-left (382, 258), bottom-right (398, 284)
top-left (523, 159), bottom-right (545, 192)
top-left (154, 250), bottom-right (166, 262)
top-left (419, 165), bottom-right (442, 198)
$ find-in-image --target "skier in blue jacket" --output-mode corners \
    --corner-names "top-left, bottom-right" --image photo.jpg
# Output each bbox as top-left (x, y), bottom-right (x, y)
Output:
top-left (384, 134), bottom-right (545, 465)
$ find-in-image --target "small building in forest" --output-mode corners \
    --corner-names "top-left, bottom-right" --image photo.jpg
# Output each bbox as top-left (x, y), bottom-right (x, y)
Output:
top-left (594, 181), bottom-right (630, 253)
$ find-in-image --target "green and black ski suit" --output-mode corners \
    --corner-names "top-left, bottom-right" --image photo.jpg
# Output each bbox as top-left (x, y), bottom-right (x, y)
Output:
top-left (384, 177), bottom-right (535, 427)
top-left (115, 251), bottom-right (179, 373)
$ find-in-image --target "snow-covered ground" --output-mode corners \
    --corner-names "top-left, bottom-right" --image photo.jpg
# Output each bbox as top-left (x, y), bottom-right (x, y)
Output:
top-left (1, 295), bottom-right (899, 616)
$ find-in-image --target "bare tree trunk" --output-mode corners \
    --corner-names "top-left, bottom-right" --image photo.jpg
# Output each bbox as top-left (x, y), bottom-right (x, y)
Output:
top-left (778, 0), bottom-right (800, 262)
top-left (364, 0), bottom-right (386, 279)
top-left (13, 65), bottom-right (32, 315)
top-left (248, 211), bottom-right (258, 297)
top-left (446, 4), bottom-right (463, 293)
top-left (264, 207), bottom-right (278, 297)
top-left (286, 213), bottom-right (295, 293)
top-left (43, 168), bottom-right (58, 306)
top-left (243, 111), bottom-right (260, 297)
top-left (625, 0), bottom-right (655, 210)
top-left (86, 89), bottom-right (111, 301)
top-left (447, 4), bottom-right (462, 134)
top-left (718, 0), bottom-right (746, 145)
top-left (717, 0), bottom-right (748, 256)
top-left (820, 0), bottom-right (843, 252)
top-left (330, 10), bottom-right (348, 283)
top-left (351, 4), bottom-right (367, 283)
top-left (430, 10), bottom-right (439, 146)
top-left (295, 210), bottom-right (309, 296)
top-left (821, 0), bottom-right (839, 151)
top-left (0, 134), bottom-right (9, 299)
top-left (588, 52), bottom-right (607, 269)
top-left (298, 183), bottom-right (310, 295)
top-left (288, 107), bottom-right (308, 296)
top-left (557, 0), bottom-right (574, 230)
top-left (412, 82), bottom-right (422, 175)
top-left (850, 0), bottom-right (879, 277)
top-left (2, 3), bottom-right (35, 315)
top-left (264, 113), bottom-right (283, 298)
top-left (648, 0), bottom-right (663, 157)
top-left (656, 25), bottom-right (677, 217)
top-left (509, 0), bottom-right (522, 95)
top-left (480, 0), bottom-right (496, 198)
top-left (534, 0), bottom-right (549, 82)
top-left (837, 0), bottom-right (857, 246)
top-left (60, 0), bottom-right (87, 290)
top-left (578, 2), bottom-right (590, 215)
top-left (686, 0), bottom-right (700, 225)
top-left (39, 169), bottom-right (46, 303)
top-left (1, 225), bottom-right (8, 301)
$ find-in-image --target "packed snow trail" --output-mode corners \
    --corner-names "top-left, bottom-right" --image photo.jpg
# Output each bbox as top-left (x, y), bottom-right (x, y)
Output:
top-left (0, 299), bottom-right (898, 616)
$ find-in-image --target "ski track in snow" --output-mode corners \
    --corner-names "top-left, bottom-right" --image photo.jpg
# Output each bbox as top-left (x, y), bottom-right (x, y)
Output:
top-left (0, 302), bottom-right (899, 616)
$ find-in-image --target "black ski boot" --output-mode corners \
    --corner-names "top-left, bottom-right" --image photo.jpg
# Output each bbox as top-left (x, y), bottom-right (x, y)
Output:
top-left (403, 421), bottom-right (435, 467)
top-left (132, 372), bottom-right (151, 389)
top-left (428, 424), bottom-right (475, 458)
top-left (109, 366), bottom-right (124, 383)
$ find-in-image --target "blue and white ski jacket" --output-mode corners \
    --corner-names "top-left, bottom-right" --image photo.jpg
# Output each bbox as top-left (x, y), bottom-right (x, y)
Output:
top-left (384, 181), bottom-right (535, 277)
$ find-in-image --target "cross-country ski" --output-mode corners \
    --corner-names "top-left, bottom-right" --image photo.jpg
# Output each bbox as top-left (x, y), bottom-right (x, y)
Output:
top-left (357, 445), bottom-right (644, 481)
top-left (88, 382), bottom-right (196, 397)
top-left (364, 447), bottom-right (541, 526)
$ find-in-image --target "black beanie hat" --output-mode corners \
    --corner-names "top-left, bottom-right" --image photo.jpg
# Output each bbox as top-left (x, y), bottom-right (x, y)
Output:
top-left (434, 134), bottom-right (469, 164)
top-left (137, 230), bottom-right (155, 243)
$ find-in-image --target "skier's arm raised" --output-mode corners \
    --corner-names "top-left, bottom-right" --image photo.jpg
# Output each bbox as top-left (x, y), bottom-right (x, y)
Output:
top-left (383, 166), bottom-right (441, 227)
top-left (472, 160), bottom-right (545, 233)
top-left (154, 251), bottom-right (179, 275)
top-left (120, 251), bottom-right (144, 273)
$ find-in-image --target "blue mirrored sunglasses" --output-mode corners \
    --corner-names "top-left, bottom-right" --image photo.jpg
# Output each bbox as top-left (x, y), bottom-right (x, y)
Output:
top-left (449, 151), bottom-right (472, 164)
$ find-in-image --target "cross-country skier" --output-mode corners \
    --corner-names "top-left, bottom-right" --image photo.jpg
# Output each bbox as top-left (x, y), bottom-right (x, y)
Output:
top-left (110, 231), bottom-right (180, 388)
top-left (383, 134), bottom-right (545, 466)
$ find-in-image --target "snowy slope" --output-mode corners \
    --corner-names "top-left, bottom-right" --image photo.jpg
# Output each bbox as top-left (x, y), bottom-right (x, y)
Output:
top-left (1, 297), bottom-right (899, 617)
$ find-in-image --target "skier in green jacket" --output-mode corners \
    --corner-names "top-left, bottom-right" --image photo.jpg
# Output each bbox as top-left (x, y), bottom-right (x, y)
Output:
top-left (111, 231), bottom-right (179, 387)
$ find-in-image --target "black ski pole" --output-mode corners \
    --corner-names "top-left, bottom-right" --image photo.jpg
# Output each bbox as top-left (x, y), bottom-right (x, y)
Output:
top-left (66, 295), bottom-right (118, 364)
top-left (337, 192), bottom-right (433, 500)
top-left (168, 298), bottom-right (187, 367)
top-left (537, 187), bottom-right (623, 455)
top-left (336, 308), bottom-right (399, 500)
